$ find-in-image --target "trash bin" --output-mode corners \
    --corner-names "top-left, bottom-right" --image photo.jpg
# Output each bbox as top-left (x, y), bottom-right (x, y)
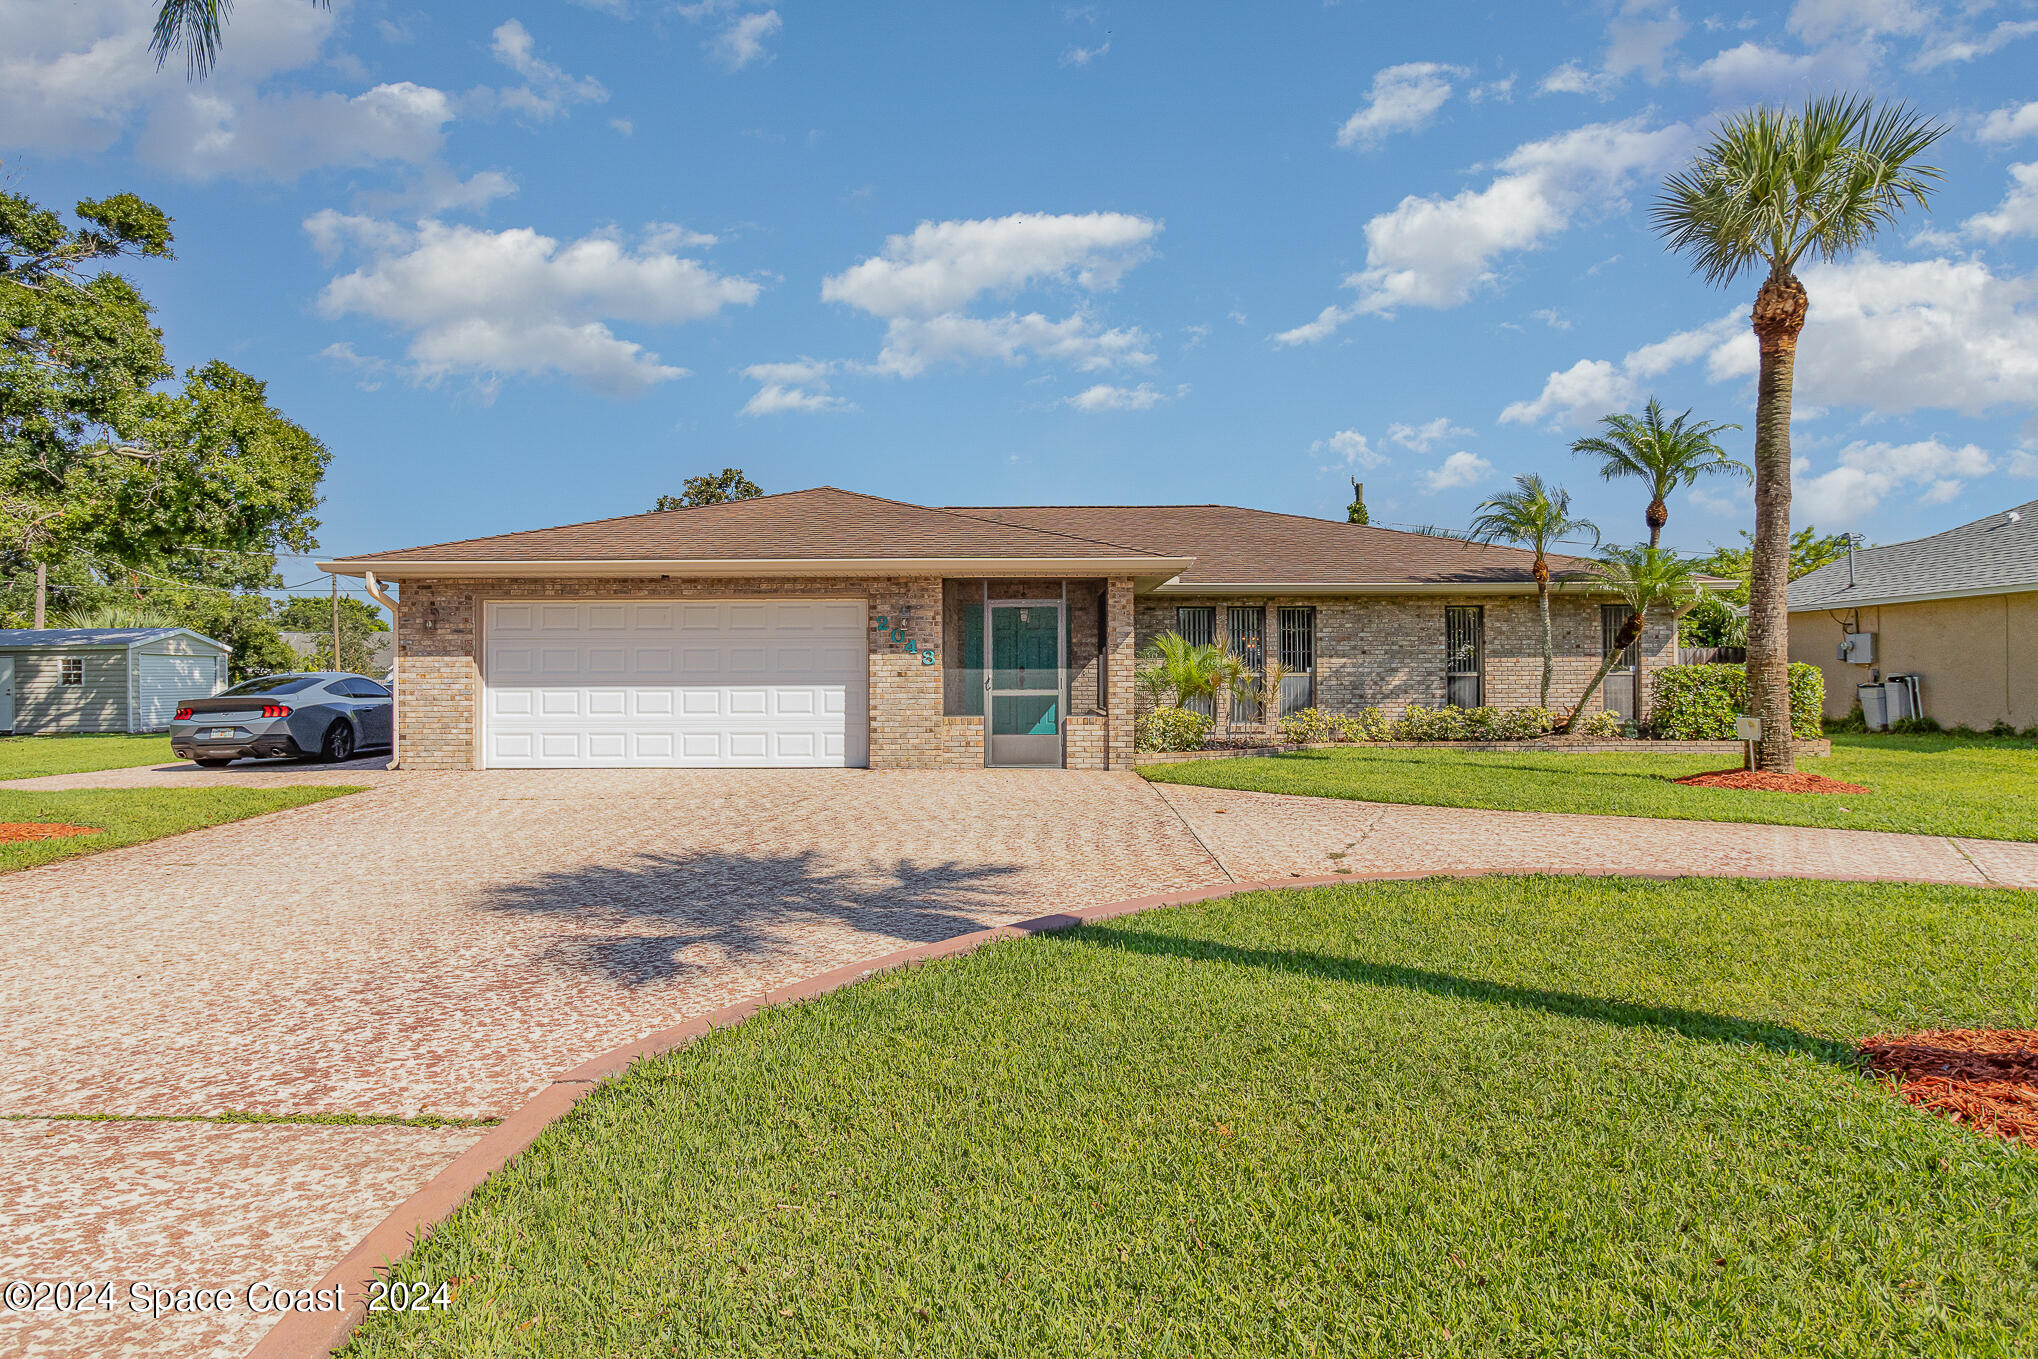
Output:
top-left (1858, 682), bottom-right (1889, 731)
top-left (1883, 678), bottom-right (1914, 725)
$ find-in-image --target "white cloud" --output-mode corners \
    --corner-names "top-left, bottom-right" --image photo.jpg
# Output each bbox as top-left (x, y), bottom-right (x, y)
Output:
top-left (1912, 18), bottom-right (2038, 69)
top-left (480, 19), bottom-right (607, 120)
top-left (1505, 254), bottom-right (2038, 425)
top-left (1311, 430), bottom-right (1386, 469)
top-left (1423, 451), bottom-right (1493, 492)
top-left (713, 9), bottom-right (782, 69)
top-left (871, 312), bottom-right (1155, 378)
top-left (1060, 41), bottom-right (1110, 67)
top-left (1682, 39), bottom-right (1872, 96)
top-left (567, 0), bottom-right (631, 14)
top-left (739, 360), bottom-right (854, 416)
top-left (1964, 163), bottom-right (2038, 241)
top-left (1388, 417), bottom-right (1474, 452)
top-left (1537, 60), bottom-right (1613, 97)
top-left (1604, 0), bottom-right (1687, 79)
top-left (1336, 62), bottom-right (1466, 149)
top-left (1279, 117), bottom-right (1689, 340)
top-left (1979, 100), bottom-right (2038, 145)
top-left (1064, 382), bottom-right (1174, 412)
top-left (313, 219), bottom-right (761, 395)
top-left (2009, 449), bottom-right (2038, 478)
top-left (823, 212), bottom-right (1157, 317)
top-left (1794, 438), bottom-right (1996, 522)
top-left (1786, 0), bottom-right (1929, 46)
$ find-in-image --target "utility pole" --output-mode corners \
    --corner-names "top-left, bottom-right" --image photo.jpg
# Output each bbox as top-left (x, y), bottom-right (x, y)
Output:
top-left (331, 573), bottom-right (341, 672)
top-left (33, 563), bottom-right (46, 630)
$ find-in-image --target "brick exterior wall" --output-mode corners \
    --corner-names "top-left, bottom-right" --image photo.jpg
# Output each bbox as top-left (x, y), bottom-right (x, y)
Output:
top-left (394, 574), bottom-right (1140, 771)
top-left (1135, 593), bottom-right (1677, 727)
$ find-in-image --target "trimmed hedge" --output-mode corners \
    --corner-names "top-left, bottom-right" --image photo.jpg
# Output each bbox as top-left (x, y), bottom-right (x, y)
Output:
top-left (1135, 707), bottom-right (1214, 752)
top-left (1650, 663), bottom-right (1824, 740)
top-left (1275, 704), bottom-right (1625, 744)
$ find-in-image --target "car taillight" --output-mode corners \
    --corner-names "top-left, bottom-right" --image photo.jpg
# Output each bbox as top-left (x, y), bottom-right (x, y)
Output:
top-left (174, 706), bottom-right (192, 721)
top-left (261, 704), bottom-right (292, 719)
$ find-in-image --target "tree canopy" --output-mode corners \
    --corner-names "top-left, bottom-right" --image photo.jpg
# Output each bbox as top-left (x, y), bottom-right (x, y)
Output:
top-left (656, 468), bottom-right (763, 511)
top-left (2, 183), bottom-right (331, 675)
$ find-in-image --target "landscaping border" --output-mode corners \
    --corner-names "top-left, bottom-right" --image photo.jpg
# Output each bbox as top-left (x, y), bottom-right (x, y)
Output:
top-left (249, 849), bottom-right (2006, 1359)
top-left (1138, 738), bottom-right (1833, 765)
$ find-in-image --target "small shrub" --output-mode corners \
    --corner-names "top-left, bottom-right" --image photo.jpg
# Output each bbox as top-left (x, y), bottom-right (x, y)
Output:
top-left (1988, 719), bottom-right (2017, 737)
top-left (1488, 707), bottom-right (1560, 740)
top-left (1891, 715), bottom-right (1942, 735)
top-left (1276, 707), bottom-right (1335, 744)
top-left (1826, 701), bottom-right (1868, 735)
top-left (1334, 708), bottom-right (1394, 742)
top-left (1574, 710), bottom-right (1625, 738)
top-left (1394, 704), bottom-right (1472, 741)
top-left (1649, 663), bottom-right (1823, 740)
top-left (1135, 707), bottom-right (1213, 753)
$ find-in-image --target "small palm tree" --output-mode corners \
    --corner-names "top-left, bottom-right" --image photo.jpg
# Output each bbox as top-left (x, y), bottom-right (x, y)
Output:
top-left (1653, 94), bottom-right (1945, 771)
top-left (55, 601), bottom-right (182, 629)
top-left (1468, 474), bottom-right (1600, 710)
top-left (1570, 399), bottom-right (1746, 549)
top-left (1562, 547), bottom-right (1704, 734)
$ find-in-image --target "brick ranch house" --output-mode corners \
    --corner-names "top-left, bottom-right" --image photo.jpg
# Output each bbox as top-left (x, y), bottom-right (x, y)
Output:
top-left (321, 487), bottom-right (1671, 771)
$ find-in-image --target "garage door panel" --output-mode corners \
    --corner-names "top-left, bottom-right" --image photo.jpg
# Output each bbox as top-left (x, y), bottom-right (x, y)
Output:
top-left (485, 598), bottom-right (866, 768)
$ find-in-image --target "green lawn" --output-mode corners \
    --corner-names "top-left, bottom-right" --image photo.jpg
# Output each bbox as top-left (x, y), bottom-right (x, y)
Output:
top-left (1141, 733), bottom-right (2038, 842)
top-left (0, 734), bottom-right (176, 780)
top-left (345, 876), bottom-right (2038, 1359)
top-left (0, 786), bottom-right (359, 872)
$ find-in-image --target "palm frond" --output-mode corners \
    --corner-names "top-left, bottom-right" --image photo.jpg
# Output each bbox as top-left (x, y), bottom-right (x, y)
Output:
top-left (151, 0), bottom-right (331, 79)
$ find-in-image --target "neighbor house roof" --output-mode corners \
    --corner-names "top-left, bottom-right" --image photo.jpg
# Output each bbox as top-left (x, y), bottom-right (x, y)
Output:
top-left (0, 627), bottom-right (227, 650)
top-left (321, 487), bottom-right (1194, 583)
top-left (1788, 500), bottom-right (2038, 612)
top-left (946, 504), bottom-right (1597, 592)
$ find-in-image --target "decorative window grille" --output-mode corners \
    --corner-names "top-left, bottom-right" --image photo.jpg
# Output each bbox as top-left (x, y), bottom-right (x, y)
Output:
top-left (1277, 606), bottom-right (1315, 715)
top-left (1444, 606), bottom-right (1484, 708)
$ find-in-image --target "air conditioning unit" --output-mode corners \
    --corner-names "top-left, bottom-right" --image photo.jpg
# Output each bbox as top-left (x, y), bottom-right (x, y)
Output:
top-left (1837, 632), bottom-right (1876, 664)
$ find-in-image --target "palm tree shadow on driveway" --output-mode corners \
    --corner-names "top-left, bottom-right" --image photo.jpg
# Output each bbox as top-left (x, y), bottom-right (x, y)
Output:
top-left (477, 849), bottom-right (1031, 989)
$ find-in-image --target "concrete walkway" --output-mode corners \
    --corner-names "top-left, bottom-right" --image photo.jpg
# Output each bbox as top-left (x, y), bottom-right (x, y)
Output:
top-left (2, 763), bottom-right (2031, 1358)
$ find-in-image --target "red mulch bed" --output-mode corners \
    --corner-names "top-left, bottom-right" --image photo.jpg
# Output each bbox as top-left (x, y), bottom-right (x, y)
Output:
top-left (0, 823), bottom-right (101, 843)
top-left (1859, 1029), bottom-right (2038, 1146)
top-left (1673, 768), bottom-right (1870, 794)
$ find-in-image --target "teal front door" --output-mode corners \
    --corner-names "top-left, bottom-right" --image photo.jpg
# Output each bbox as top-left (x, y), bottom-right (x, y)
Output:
top-left (987, 601), bottom-right (1062, 767)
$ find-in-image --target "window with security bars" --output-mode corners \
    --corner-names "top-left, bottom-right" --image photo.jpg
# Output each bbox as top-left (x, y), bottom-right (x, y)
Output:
top-left (1277, 606), bottom-right (1315, 715)
top-left (1228, 606), bottom-right (1265, 724)
top-left (1601, 604), bottom-right (1641, 668)
top-left (1444, 606), bottom-right (1484, 708)
top-left (1174, 606), bottom-right (1216, 717)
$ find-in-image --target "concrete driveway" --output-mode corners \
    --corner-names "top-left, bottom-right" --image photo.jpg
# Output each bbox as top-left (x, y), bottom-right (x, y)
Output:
top-left (4, 762), bottom-right (2031, 1358)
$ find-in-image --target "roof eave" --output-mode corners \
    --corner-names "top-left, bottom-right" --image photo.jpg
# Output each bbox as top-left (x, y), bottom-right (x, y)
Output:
top-left (320, 555), bottom-right (1196, 582)
top-left (1788, 580), bottom-right (2038, 612)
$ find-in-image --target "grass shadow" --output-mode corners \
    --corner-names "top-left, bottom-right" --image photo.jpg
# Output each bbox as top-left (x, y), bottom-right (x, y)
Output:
top-left (1081, 925), bottom-right (1855, 1065)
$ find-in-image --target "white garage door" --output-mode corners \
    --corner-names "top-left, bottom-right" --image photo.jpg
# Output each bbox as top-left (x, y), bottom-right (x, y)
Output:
top-left (482, 599), bottom-right (867, 768)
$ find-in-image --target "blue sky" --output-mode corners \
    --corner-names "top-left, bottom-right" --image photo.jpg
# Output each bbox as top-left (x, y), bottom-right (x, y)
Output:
top-left (6, 0), bottom-right (2038, 583)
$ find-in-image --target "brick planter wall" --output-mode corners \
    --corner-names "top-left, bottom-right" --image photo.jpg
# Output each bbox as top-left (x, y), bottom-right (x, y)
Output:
top-left (1137, 737), bottom-right (1834, 765)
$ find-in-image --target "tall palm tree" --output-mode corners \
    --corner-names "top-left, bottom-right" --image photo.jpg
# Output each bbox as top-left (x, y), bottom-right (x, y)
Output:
top-left (1467, 474), bottom-right (1599, 709)
top-left (151, 0), bottom-right (328, 78)
top-left (1561, 547), bottom-right (1703, 734)
top-left (1653, 94), bottom-right (1945, 771)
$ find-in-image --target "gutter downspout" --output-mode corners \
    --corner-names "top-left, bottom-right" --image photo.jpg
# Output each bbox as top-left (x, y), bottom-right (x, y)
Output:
top-left (362, 571), bottom-right (400, 768)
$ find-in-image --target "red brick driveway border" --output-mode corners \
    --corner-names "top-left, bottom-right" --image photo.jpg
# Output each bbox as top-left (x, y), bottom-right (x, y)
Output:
top-left (250, 858), bottom-right (2032, 1359)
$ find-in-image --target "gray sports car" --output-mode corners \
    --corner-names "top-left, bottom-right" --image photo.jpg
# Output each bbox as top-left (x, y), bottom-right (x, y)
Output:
top-left (170, 672), bottom-right (392, 767)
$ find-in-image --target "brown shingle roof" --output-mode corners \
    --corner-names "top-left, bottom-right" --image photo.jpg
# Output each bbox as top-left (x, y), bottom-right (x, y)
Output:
top-left (329, 487), bottom-right (1184, 569)
top-left (946, 504), bottom-right (1595, 587)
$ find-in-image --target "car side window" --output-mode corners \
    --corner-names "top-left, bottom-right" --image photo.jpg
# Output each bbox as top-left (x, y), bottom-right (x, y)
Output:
top-left (354, 679), bottom-right (390, 698)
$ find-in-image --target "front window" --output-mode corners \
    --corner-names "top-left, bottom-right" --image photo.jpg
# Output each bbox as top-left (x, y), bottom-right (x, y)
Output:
top-left (1227, 606), bottom-right (1265, 723)
top-left (1278, 606), bottom-right (1315, 715)
top-left (1445, 606), bottom-right (1484, 707)
top-left (1173, 607), bottom-right (1216, 717)
top-left (60, 657), bottom-right (83, 686)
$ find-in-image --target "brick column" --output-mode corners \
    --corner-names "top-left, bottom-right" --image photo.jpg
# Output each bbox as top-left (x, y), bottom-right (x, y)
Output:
top-left (1104, 577), bottom-right (1137, 768)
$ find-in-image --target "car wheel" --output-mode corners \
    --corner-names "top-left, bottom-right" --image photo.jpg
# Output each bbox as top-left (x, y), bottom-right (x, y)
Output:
top-left (193, 757), bottom-right (234, 768)
top-left (320, 721), bottom-right (357, 763)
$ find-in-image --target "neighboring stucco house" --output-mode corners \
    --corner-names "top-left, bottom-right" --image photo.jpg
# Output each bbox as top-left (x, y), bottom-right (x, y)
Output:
top-left (321, 488), bottom-right (1674, 771)
top-left (0, 628), bottom-right (230, 736)
top-left (1788, 499), bottom-right (2038, 730)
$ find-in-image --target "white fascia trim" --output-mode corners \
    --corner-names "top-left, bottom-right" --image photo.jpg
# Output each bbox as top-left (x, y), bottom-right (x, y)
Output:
top-left (1789, 581), bottom-right (2038, 612)
top-left (321, 556), bottom-right (1193, 579)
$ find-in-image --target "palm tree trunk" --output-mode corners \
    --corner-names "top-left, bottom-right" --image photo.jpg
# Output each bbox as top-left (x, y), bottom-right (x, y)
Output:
top-left (1747, 272), bottom-right (1807, 773)
top-left (1536, 579), bottom-right (1553, 710)
top-left (1646, 499), bottom-right (1666, 549)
